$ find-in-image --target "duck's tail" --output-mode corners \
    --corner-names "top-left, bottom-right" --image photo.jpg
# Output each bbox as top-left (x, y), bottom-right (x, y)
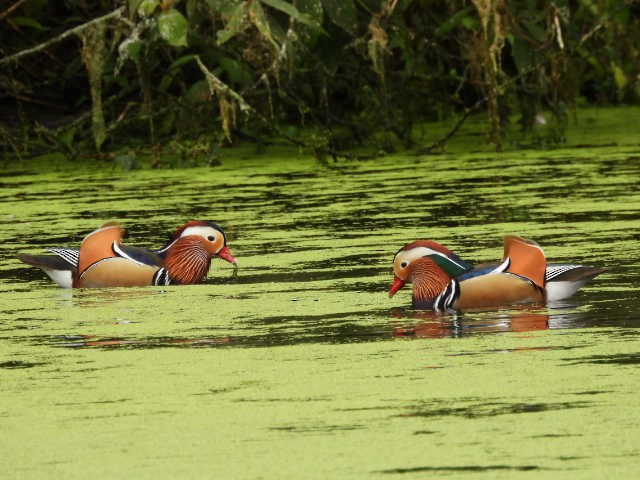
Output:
top-left (17, 253), bottom-right (75, 288)
top-left (544, 265), bottom-right (606, 302)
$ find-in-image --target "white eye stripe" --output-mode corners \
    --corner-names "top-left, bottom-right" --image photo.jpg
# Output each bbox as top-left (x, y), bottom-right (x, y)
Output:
top-left (395, 247), bottom-right (441, 265)
top-left (395, 246), bottom-right (467, 270)
top-left (181, 226), bottom-right (222, 240)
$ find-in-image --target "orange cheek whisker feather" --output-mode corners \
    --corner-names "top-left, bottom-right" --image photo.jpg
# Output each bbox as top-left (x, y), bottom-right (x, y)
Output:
top-left (164, 239), bottom-right (211, 285)
top-left (410, 261), bottom-right (451, 306)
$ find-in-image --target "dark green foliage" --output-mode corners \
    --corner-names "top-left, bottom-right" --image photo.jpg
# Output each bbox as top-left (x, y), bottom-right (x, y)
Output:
top-left (0, 0), bottom-right (638, 160)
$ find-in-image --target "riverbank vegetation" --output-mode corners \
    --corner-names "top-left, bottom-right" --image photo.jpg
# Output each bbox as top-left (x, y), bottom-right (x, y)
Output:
top-left (1, 1), bottom-right (639, 163)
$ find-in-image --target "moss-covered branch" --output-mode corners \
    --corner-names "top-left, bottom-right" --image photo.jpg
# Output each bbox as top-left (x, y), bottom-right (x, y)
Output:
top-left (0, 7), bottom-right (125, 66)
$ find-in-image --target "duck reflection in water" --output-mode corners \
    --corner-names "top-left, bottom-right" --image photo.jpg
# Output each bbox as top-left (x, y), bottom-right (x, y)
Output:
top-left (390, 306), bottom-right (579, 339)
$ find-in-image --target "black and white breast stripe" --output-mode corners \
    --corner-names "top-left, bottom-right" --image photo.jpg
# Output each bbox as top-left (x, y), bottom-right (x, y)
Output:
top-left (153, 268), bottom-right (172, 286)
top-left (47, 248), bottom-right (79, 268)
top-left (433, 279), bottom-right (461, 312)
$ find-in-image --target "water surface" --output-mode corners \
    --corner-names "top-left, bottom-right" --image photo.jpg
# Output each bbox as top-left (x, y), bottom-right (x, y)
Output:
top-left (1, 108), bottom-right (640, 478)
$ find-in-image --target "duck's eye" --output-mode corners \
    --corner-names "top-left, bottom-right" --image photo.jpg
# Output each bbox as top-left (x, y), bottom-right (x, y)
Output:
top-left (400, 261), bottom-right (408, 268)
top-left (207, 235), bottom-right (215, 242)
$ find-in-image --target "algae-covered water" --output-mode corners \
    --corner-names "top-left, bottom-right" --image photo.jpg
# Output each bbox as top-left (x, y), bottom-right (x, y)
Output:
top-left (1, 109), bottom-right (640, 478)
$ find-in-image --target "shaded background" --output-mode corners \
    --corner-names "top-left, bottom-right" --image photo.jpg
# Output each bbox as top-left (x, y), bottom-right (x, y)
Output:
top-left (1, 0), bottom-right (639, 160)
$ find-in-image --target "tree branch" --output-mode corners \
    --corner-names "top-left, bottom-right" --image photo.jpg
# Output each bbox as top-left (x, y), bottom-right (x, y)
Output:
top-left (0, 7), bottom-right (125, 66)
top-left (0, 0), bottom-right (28, 21)
top-left (416, 98), bottom-right (486, 155)
top-left (195, 55), bottom-right (253, 114)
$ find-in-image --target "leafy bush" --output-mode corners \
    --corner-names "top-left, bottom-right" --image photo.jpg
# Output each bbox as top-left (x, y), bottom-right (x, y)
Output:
top-left (0, 0), bottom-right (638, 160)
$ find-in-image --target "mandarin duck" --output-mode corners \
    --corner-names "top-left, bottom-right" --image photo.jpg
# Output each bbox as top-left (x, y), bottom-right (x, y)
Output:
top-left (18, 221), bottom-right (237, 288)
top-left (389, 236), bottom-right (604, 311)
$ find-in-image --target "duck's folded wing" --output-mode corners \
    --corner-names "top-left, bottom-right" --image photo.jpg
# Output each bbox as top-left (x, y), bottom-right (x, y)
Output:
top-left (77, 223), bottom-right (126, 275)
top-left (457, 263), bottom-right (502, 281)
top-left (502, 236), bottom-right (546, 289)
top-left (113, 244), bottom-right (163, 267)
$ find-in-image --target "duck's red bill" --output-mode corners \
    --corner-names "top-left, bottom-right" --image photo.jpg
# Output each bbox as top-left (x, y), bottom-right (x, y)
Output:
top-left (217, 246), bottom-right (238, 264)
top-left (388, 276), bottom-right (406, 297)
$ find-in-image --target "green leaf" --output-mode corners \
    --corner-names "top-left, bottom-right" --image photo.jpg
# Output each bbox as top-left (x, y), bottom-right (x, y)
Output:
top-left (159, 71), bottom-right (175, 92)
top-left (294, 0), bottom-right (323, 23)
top-left (183, 79), bottom-right (211, 104)
top-left (59, 128), bottom-right (76, 149)
top-left (323, 0), bottom-right (357, 35)
top-left (158, 9), bottom-right (188, 47)
top-left (137, 0), bottom-right (159, 17)
top-left (435, 7), bottom-right (476, 36)
top-left (291, 0), bottom-right (323, 45)
top-left (129, 0), bottom-right (143, 15)
top-left (220, 57), bottom-right (253, 86)
top-left (250, 1), bottom-right (277, 48)
top-left (217, 2), bottom-right (247, 45)
top-left (126, 39), bottom-right (143, 63)
top-left (260, 0), bottom-right (321, 29)
top-left (11, 17), bottom-right (46, 30)
top-left (206, 0), bottom-right (242, 16)
top-left (510, 36), bottom-right (536, 73)
top-left (169, 54), bottom-right (198, 70)
top-left (612, 63), bottom-right (627, 92)
top-left (159, 57), bottom-right (196, 92)
top-left (520, 13), bottom-right (547, 43)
